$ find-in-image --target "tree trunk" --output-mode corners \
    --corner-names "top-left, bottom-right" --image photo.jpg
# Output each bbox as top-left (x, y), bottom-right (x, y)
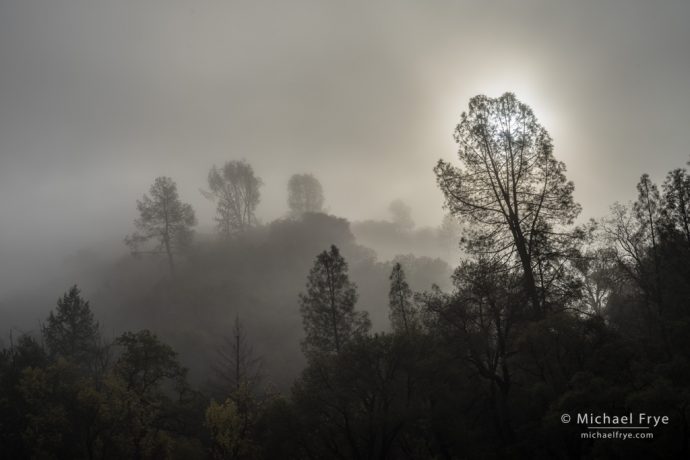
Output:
top-left (164, 235), bottom-right (176, 279)
top-left (510, 219), bottom-right (541, 318)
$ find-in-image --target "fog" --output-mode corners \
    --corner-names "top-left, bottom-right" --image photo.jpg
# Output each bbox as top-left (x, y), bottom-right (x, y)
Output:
top-left (1, 0), bottom-right (689, 284)
top-left (3, 2), bottom-right (690, 456)
top-left (1, 0), bottom-right (690, 368)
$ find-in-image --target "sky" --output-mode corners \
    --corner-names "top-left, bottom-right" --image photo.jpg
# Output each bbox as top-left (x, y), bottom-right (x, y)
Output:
top-left (1, 0), bottom-right (689, 293)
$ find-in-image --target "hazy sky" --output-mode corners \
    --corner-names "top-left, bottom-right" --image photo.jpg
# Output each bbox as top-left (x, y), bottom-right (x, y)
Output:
top-left (1, 0), bottom-right (689, 290)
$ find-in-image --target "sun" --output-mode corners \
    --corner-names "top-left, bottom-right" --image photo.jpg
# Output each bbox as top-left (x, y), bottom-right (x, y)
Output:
top-left (436, 59), bottom-right (558, 135)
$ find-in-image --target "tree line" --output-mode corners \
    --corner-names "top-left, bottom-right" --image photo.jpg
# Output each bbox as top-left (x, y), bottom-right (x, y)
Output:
top-left (126, 164), bottom-right (326, 278)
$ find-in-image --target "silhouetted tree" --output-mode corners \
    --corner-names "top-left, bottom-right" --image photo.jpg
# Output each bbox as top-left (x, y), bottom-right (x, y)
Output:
top-left (125, 176), bottom-right (196, 277)
top-left (287, 173), bottom-right (324, 217)
top-left (602, 202), bottom-right (645, 277)
top-left (291, 334), bottom-right (436, 459)
top-left (207, 320), bottom-right (270, 460)
top-left (634, 174), bottom-right (664, 310)
top-left (571, 247), bottom-right (617, 316)
top-left (111, 330), bottom-right (192, 459)
top-left (388, 262), bottom-right (418, 333)
top-left (114, 329), bottom-right (187, 394)
top-left (211, 315), bottom-right (263, 398)
top-left (435, 93), bottom-right (580, 316)
top-left (662, 166), bottom-right (690, 245)
top-left (422, 258), bottom-right (524, 444)
top-left (599, 163), bottom-right (690, 459)
top-left (0, 335), bottom-right (47, 457)
top-left (43, 285), bottom-right (99, 364)
top-left (299, 245), bottom-right (370, 357)
top-left (205, 160), bottom-right (262, 236)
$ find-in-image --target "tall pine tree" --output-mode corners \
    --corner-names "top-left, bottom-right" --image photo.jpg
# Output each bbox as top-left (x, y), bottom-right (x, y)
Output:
top-left (299, 245), bottom-right (370, 357)
top-left (42, 285), bottom-right (100, 363)
top-left (388, 262), bottom-right (417, 333)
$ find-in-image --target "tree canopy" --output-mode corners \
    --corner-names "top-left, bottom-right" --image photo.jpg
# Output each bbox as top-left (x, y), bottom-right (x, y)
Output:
top-left (125, 176), bottom-right (196, 277)
top-left (206, 160), bottom-right (263, 236)
top-left (287, 173), bottom-right (324, 217)
top-left (435, 92), bottom-right (580, 316)
top-left (388, 262), bottom-right (417, 333)
top-left (299, 245), bottom-right (370, 357)
top-left (43, 285), bottom-right (100, 364)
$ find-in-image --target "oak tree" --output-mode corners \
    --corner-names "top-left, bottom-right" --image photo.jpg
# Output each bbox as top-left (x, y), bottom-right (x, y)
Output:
top-left (205, 160), bottom-right (263, 236)
top-left (287, 173), bottom-right (324, 217)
